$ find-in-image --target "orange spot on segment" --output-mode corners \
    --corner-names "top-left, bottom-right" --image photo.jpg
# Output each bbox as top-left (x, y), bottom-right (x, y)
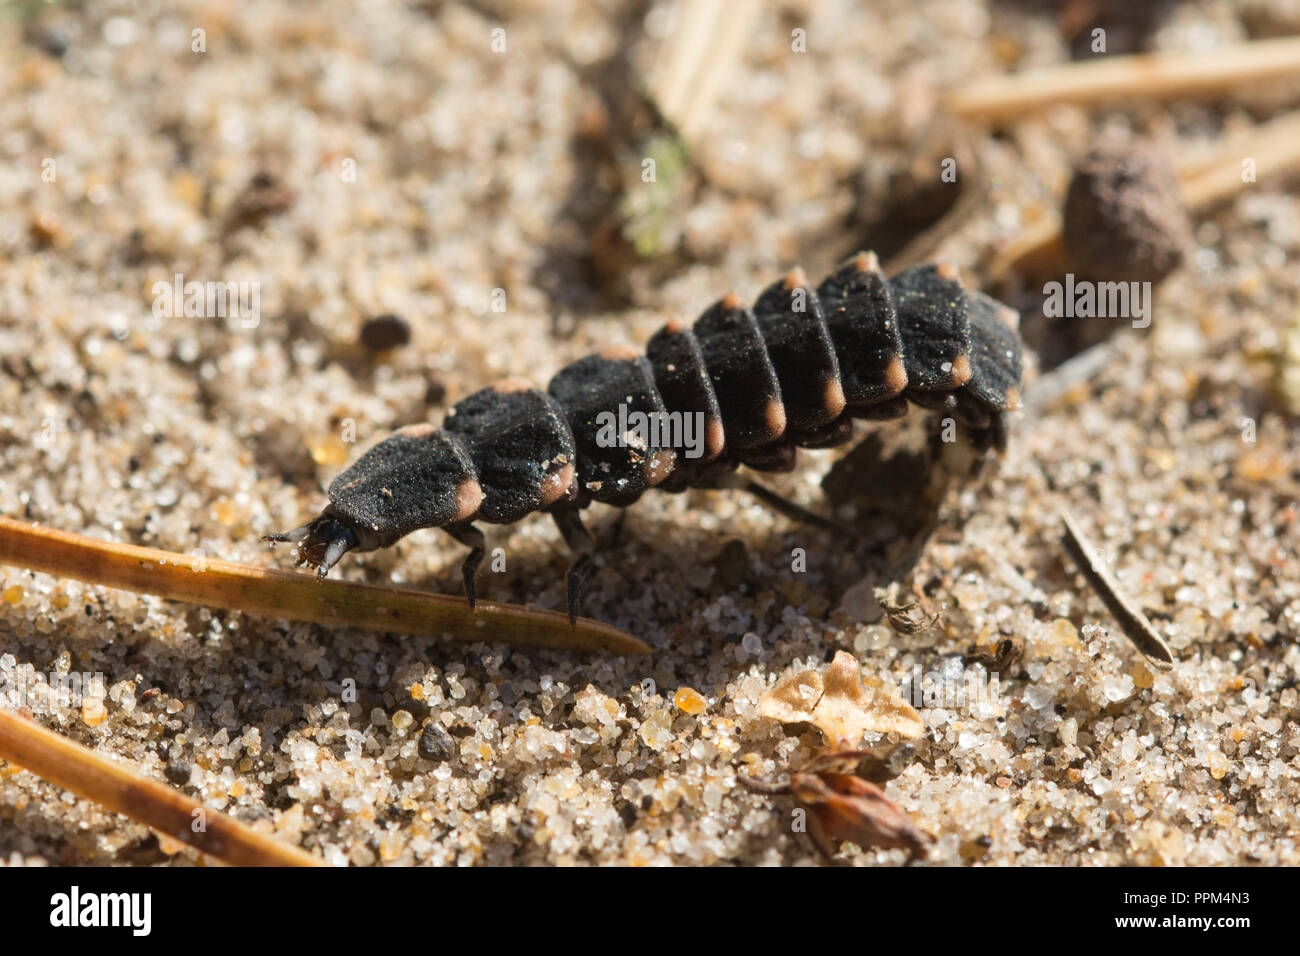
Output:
top-left (539, 463), bottom-right (576, 507)
top-left (721, 292), bottom-right (743, 311)
top-left (397, 423), bottom-right (439, 438)
top-left (884, 356), bottom-right (908, 395)
top-left (936, 262), bottom-right (962, 283)
top-left (492, 379), bottom-right (534, 394)
top-left (664, 318), bottom-right (685, 334)
top-left (599, 346), bottom-right (639, 361)
top-left (852, 251), bottom-right (881, 274)
top-left (705, 419), bottom-right (726, 459)
top-left (642, 449), bottom-right (677, 486)
top-left (453, 479), bottom-right (485, 521)
top-left (823, 377), bottom-right (846, 418)
top-left (764, 398), bottom-right (787, 440)
top-left (950, 354), bottom-right (972, 387)
top-left (783, 267), bottom-right (808, 291)
top-left (1004, 386), bottom-right (1022, 411)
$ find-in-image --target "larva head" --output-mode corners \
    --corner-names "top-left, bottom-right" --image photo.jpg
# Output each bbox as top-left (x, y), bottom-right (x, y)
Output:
top-left (265, 425), bottom-right (483, 575)
top-left (264, 511), bottom-right (364, 577)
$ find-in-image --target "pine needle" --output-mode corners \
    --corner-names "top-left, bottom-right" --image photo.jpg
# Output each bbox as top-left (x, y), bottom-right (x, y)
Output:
top-left (951, 36), bottom-right (1300, 123)
top-left (0, 709), bottom-right (325, 866)
top-left (0, 515), bottom-right (649, 656)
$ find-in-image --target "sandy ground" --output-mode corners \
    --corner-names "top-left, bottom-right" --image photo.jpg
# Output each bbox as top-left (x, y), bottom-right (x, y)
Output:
top-left (1, 0), bottom-right (1299, 866)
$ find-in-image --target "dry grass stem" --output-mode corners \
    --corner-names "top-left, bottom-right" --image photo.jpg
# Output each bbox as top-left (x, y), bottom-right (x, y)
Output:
top-left (0, 709), bottom-right (325, 866)
top-left (0, 516), bottom-right (649, 656)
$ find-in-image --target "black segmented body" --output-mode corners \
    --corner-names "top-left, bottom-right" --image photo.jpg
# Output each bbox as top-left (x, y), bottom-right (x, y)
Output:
top-left (267, 252), bottom-right (1024, 620)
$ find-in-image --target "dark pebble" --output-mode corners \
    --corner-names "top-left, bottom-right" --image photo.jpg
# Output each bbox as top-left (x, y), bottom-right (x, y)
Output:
top-left (423, 372), bottom-right (447, 406)
top-left (418, 720), bottom-right (455, 762)
top-left (360, 314), bottom-right (411, 352)
top-left (226, 172), bottom-right (295, 230)
top-left (393, 693), bottom-right (430, 721)
top-left (618, 801), bottom-right (638, 828)
top-left (712, 539), bottom-right (749, 592)
top-left (24, 24), bottom-right (70, 58)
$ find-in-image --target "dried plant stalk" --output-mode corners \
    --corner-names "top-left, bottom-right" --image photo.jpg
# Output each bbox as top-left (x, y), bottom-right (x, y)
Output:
top-left (0, 516), bottom-right (649, 655)
top-left (1177, 111), bottom-right (1300, 208)
top-left (0, 709), bottom-right (324, 866)
top-left (649, 0), bottom-right (761, 141)
top-left (951, 36), bottom-right (1300, 123)
top-left (1060, 509), bottom-right (1176, 669)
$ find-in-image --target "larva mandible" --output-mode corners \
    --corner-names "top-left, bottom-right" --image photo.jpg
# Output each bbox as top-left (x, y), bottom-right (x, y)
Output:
top-left (267, 252), bottom-right (1024, 622)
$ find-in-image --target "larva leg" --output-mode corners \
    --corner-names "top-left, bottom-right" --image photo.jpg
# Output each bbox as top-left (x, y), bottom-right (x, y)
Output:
top-left (607, 509), bottom-right (628, 548)
top-left (710, 472), bottom-right (836, 531)
top-left (551, 506), bottom-right (596, 624)
top-left (741, 478), bottom-right (837, 531)
top-left (444, 522), bottom-right (486, 609)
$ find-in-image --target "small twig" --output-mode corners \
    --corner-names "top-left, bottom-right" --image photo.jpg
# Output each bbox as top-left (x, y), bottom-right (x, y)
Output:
top-left (734, 770), bottom-right (790, 795)
top-left (1059, 509), bottom-right (1176, 669)
top-left (0, 709), bottom-right (324, 866)
top-left (987, 224), bottom-right (1067, 284)
top-left (0, 516), bottom-right (649, 656)
top-left (648, 0), bottom-right (761, 143)
top-left (951, 36), bottom-right (1300, 123)
top-left (1021, 340), bottom-right (1117, 415)
top-left (1178, 111), bottom-right (1300, 208)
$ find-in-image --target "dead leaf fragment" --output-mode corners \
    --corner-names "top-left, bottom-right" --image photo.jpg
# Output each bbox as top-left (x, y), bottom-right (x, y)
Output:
top-left (759, 650), bottom-right (923, 747)
top-left (756, 669), bottom-right (822, 724)
top-left (738, 747), bottom-right (933, 860)
top-left (791, 767), bottom-right (932, 859)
